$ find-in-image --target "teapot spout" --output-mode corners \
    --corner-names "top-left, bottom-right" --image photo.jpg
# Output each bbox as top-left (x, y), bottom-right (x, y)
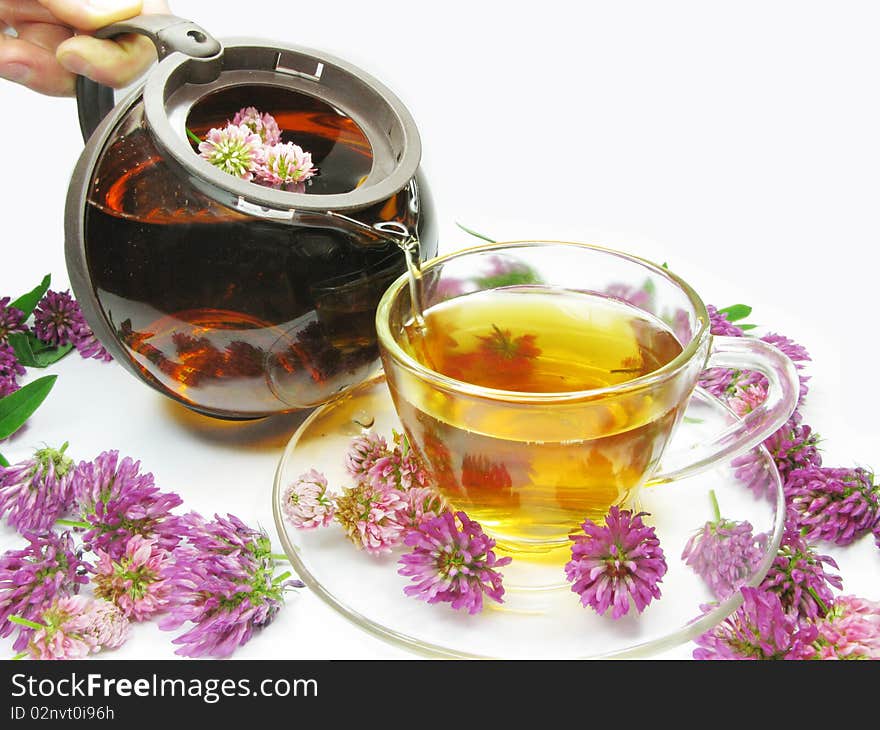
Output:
top-left (291, 210), bottom-right (417, 248)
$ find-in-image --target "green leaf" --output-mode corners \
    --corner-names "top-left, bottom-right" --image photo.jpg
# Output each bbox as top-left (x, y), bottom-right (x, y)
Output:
top-left (454, 222), bottom-right (497, 243)
top-left (0, 375), bottom-right (57, 440)
top-left (717, 303), bottom-right (752, 322)
top-left (9, 274), bottom-right (50, 319)
top-left (0, 453), bottom-right (8, 467)
top-left (739, 324), bottom-right (758, 331)
top-left (7, 332), bottom-right (74, 368)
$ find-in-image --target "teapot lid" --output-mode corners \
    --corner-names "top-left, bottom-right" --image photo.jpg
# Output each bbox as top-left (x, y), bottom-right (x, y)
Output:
top-left (81, 15), bottom-right (422, 216)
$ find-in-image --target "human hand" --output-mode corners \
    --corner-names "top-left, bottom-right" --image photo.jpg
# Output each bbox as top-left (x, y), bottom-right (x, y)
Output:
top-left (0, 0), bottom-right (170, 96)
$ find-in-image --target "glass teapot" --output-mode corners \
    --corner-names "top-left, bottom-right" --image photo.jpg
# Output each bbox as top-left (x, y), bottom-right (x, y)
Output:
top-left (64, 14), bottom-right (437, 420)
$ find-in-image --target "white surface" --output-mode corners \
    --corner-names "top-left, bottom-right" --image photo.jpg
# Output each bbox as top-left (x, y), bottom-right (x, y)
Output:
top-left (0, 0), bottom-right (878, 660)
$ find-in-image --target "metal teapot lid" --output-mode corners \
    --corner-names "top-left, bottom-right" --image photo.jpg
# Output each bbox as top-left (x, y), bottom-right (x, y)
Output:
top-left (77, 15), bottom-right (422, 216)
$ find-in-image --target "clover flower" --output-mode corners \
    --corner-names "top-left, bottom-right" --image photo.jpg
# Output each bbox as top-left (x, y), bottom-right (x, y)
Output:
top-left (682, 493), bottom-right (767, 600)
top-left (0, 443), bottom-right (75, 532)
top-left (71, 450), bottom-right (183, 560)
top-left (761, 332), bottom-right (811, 402)
top-left (30, 289), bottom-right (112, 361)
top-left (693, 586), bottom-right (818, 660)
top-left (159, 512), bottom-right (302, 658)
top-left (760, 523), bottom-right (842, 620)
top-left (231, 106), bottom-right (282, 145)
top-left (72, 328), bottom-right (113, 362)
top-left (367, 432), bottom-right (430, 492)
top-left (198, 124), bottom-right (264, 181)
top-left (397, 487), bottom-right (447, 529)
top-left (764, 414), bottom-right (822, 483)
top-left (93, 535), bottom-right (173, 621)
top-left (707, 304), bottom-right (745, 337)
top-left (0, 342), bottom-right (24, 397)
top-left (334, 481), bottom-right (407, 554)
top-left (727, 383), bottom-right (767, 417)
top-left (32, 289), bottom-right (83, 347)
top-left (21, 595), bottom-right (128, 660)
top-left (257, 141), bottom-right (317, 192)
top-left (698, 366), bottom-right (737, 399)
top-left (0, 296), bottom-right (25, 343)
top-left (785, 466), bottom-right (879, 547)
top-left (565, 506), bottom-right (667, 619)
top-left (344, 433), bottom-right (389, 482)
top-left (281, 468), bottom-right (335, 529)
top-left (398, 510), bottom-right (512, 614)
top-left (804, 594), bottom-right (880, 659)
top-left (0, 531), bottom-right (89, 652)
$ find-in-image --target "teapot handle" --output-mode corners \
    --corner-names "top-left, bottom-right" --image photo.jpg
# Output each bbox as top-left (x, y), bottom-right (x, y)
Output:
top-left (75, 14), bottom-right (222, 142)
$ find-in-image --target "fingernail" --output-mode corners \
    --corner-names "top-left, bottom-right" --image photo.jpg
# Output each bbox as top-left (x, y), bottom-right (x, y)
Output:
top-left (58, 52), bottom-right (93, 78)
top-left (0, 63), bottom-right (31, 84)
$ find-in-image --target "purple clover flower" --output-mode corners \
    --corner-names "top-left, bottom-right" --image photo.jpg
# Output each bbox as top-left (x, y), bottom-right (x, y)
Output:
top-left (760, 523), bottom-right (842, 621)
top-left (760, 332), bottom-right (811, 402)
top-left (33, 289), bottom-right (82, 347)
top-left (0, 296), bottom-right (25, 343)
top-left (785, 466), bottom-right (879, 547)
top-left (565, 506), bottom-right (668, 619)
top-left (0, 341), bottom-right (25, 397)
top-left (682, 492), bottom-right (767, 600)
top-left (159, 512), bottom-right (302, 658)
top-left (0, 443), bottom-right (75, 532)
top-left (0, 531), bottom-right (89, 652)
top-left (765, 414), bottom-right (822, 482)
top-left (398, 510), bottom-right (512, 614)
top-left (71, 450), bottom-right (183, 560)
top-left (698, 366), bottom-right (738, 399)
top-left (31, 289), bottom-right (112, 361)
top-left (706, 304), bottom-right (745, 337)
top-left (693, 586), bottom-right (818, 660)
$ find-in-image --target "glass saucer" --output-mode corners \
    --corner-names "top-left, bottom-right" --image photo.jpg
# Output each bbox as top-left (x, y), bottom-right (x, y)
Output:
top-left (272, 373), bottom-right (785, 659)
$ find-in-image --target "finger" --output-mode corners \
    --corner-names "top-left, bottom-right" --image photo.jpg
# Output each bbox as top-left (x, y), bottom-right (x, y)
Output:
top-left (15, 20), bottom-right (73, 52)
top-left (36, 0), bottom-right (144, 32)
top-left (0, 0), bottom-right (57, 28)
top-left (0, 35), bottom-right (74, 95)
top-left (57, 32), bottom-right (155, 87)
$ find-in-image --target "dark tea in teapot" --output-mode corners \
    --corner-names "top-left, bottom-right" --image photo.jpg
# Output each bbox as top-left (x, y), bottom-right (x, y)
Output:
top-left (66, 19), bottom-right (436, 419)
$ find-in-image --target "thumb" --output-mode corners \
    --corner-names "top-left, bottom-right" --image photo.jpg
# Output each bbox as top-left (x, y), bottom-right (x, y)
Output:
top-left (56, 33), bottom-right (156, 88)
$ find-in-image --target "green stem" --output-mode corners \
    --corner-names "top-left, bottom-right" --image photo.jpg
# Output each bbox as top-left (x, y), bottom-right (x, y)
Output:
top-left (11, 651), bottom-right (27, 660)
top-left (186, 127), bottom-right (202, 145)
top-left (454, 221), bottom-right (496, 243)
top-left (273, 571), bottom-right (292, 584)
top-left (709, 489), bottom-right (721, 523)
top-left (270, 553), bottom-right (289, 562)
top-left (806, 585), bottom-right (828, 616)
top-left (55, 518), bottom-right (89, 529)
top-left (9, 616), bottom-right (45, 631)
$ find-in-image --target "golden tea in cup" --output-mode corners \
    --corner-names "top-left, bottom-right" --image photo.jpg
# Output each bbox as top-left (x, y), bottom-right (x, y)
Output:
top-left (376, 242), bottom-right (799, 555)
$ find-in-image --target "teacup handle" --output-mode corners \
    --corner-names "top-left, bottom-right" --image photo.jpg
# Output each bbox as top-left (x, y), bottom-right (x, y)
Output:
top-left (649, 335), bottom-right (799, 484)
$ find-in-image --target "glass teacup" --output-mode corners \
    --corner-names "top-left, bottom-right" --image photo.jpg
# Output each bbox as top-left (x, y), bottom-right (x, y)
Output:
top-left (376, 241), bottom-right (798, 556)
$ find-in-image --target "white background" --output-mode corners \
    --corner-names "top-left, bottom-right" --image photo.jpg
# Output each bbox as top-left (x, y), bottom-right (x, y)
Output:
top-left (0, 0), bottom-right (878, 660)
